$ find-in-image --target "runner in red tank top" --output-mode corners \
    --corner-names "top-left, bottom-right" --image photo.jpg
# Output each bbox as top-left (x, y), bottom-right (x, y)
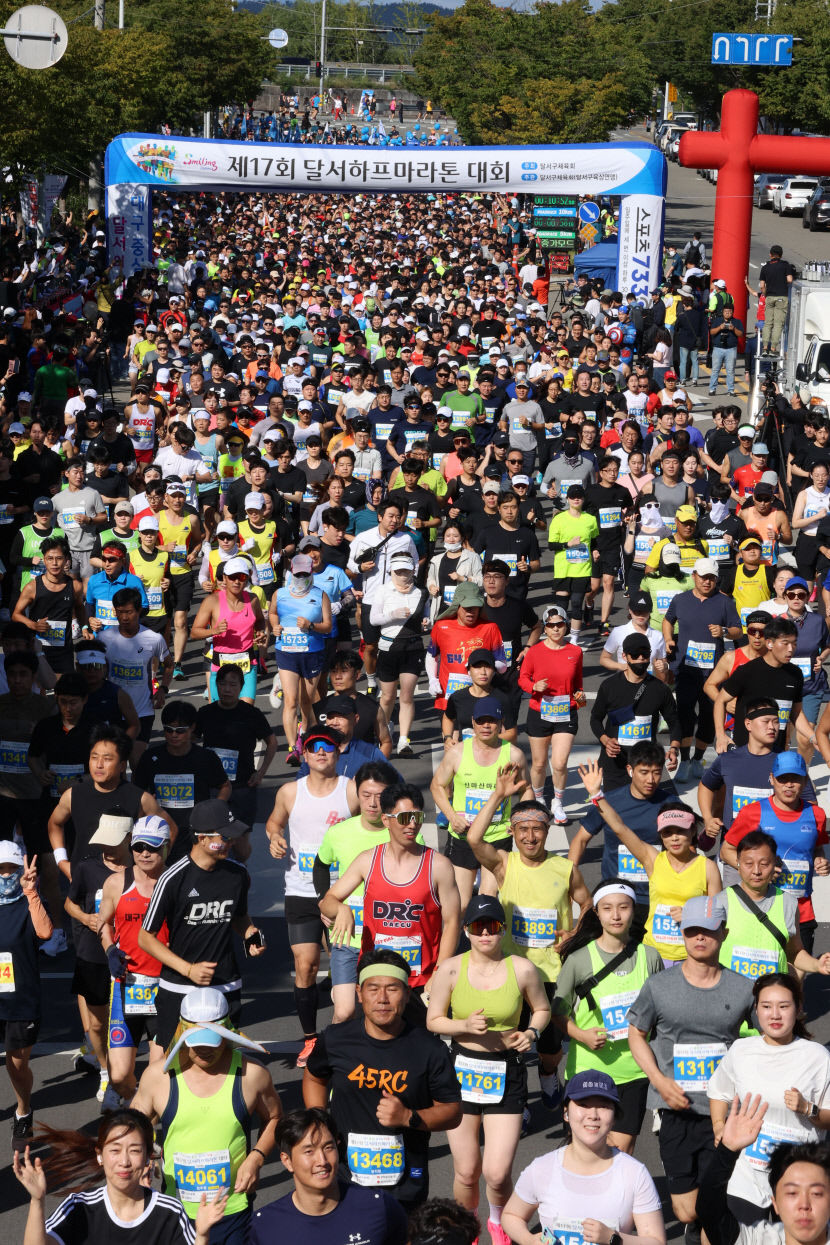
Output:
top-left (703, 608), bottom-right (768, 741)
top-left (97, 817), bottom-right (171, 1106)
top-left (321, 783), bottom-right (461, 996)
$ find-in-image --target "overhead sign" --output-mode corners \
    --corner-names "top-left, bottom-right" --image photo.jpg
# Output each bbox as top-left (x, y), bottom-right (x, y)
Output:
top-left (579, 201), bottom-right (601, 224)
top-left (711, 32), bottom-right (793, 66)
top-left (106, 132), bottom-right (667, 297)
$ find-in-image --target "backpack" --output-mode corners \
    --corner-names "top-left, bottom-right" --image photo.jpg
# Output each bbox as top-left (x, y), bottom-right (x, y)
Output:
top-left (686, 241), bottom-right (702, 267)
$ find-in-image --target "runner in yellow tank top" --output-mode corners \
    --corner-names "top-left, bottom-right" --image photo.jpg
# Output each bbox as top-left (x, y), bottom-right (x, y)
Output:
top-left (579, 759), bottom-right (721, 964)
top-left (466, 763), bottom-right (591, 1109)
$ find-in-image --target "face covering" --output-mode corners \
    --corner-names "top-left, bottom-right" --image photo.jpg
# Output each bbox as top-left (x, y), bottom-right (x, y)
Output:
top-left (290, 573), bottom-right (312, 595)
top-left (445, 540), bottom-right (462, 553)
top-left (0, 869), bottom-right (23, 905)
top-left (628, 660), bottom-right (650, 676)
top-left (710, 500), bottom-right (731, 524)
top-left (640, 504), bottom-right (661, 526)
top-left (562, 440), bottom-right (579, 460)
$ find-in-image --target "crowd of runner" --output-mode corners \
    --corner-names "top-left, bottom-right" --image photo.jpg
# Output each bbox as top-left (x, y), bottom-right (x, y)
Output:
top-left (1, 183), bottom-right (830, 1245)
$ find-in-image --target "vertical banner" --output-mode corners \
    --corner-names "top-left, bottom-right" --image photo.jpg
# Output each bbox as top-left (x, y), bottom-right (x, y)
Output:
top-left (20, 176), bottom-right (39, 232)
top-left (40, 175), bottom-right (67, 236)
top-left (617, 194), bottom-right (665, 301)
top-left (106, 181), bottom-right (152, 277)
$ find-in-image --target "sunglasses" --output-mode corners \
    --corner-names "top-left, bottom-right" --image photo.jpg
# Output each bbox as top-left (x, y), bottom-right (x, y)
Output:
top-left (785, 591), bottom-right (807, 600)
top-left (226, 573), bottom-right (249, 582)
top-left (163, 724), bottom-right (189, 735)
top-left (132, 841), bottom-right (163, 854)
top-left (307, 740), bottom-right (336, 754)
top-left (545, 619), bottom-right (567, 628)
top-left (468, 918), bottom-right (504, 936)
top-left (746, 627), bottom-right (767, 637)
top-left (385, 810), bottom-right (425, 827)
top-left (102, 556), bottom-right (122, 563)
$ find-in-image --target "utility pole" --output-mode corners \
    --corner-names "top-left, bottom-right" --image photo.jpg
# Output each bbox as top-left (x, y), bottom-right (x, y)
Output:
top-left (319, 0), bottom-right (326, 101)
top-left (89, 0), bottom-right (105, 210)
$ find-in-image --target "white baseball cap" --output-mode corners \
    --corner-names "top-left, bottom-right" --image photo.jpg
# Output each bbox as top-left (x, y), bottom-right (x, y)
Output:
top-left (0, 840), bottom-right (24, 868)
top-left (138, 516), bottom-right (160, 532)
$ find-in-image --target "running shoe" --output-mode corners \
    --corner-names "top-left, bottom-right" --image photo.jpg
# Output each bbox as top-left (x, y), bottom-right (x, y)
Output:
top-left (296, 1036), bottom-right (317, 1068)
top-left (599, 621), bottom-right (611, 637)
top-left (172, 664), bottom-right (185, 681)
top-left (540, 1072), bottom-right (564, 1111)
top-left (72, 1042), bottom-right (99, 1074)
top-left (488, 1222), bottom-right (512, 1245)
top-left (286, 744), bottom-right (301, 767)
top-left (11, 1112), bottom-right (33, 1152)
top-left (96, 1070), bottom-right (109, 1103)
top-left (550, 798), bottom-right (568, 826)
top-left (689, 758), bottom-right (705, 779)
top-left (101, 1084), bottom-right (129, 1113)
top-left (397, 739), bottom-right (415, 758)
top-left (520, 1105), bottom-right (532, 1138)
top-left (674, 760), bottom-right (691, 783)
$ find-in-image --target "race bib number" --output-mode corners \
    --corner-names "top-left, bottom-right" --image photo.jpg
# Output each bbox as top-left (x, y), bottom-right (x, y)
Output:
top-left (280, 627), bottom-right (309, 652)
top-left (540, 695), bottom-right (571, 724)
top-left (348, 896), bottom-right (364, 937)
top-left (792, 657), bottom-right (812, 680)
top-left (173, 1149), bottom-right (231, 1203)
top-left (503, 641), bottom-right (513, 663)
top-left (761, 540), bottom-right (775, 562)
top-left (730, 944), bottom-right (779, 979)
top-left (403, 429), bottom-right (422, 451)
top-left (445, 672), bottom-right (472, 697)
top-left (634, 534), bottom-right (656, 558)
top-left (777, 699), bottom-right (792, 729)
top-left (618, 845), bottom-right (648, 883)
top-left (432, 452), bottom-right (447, 472)
top-left (779, 858), bottom-right (810, 898)
top-left (256, 561), bottom-right (275, 585)
top-left (600, 990), bottom-right (638, 1041)
top-left (559, 479), bottom-right (581, 500)
top-left (651, 904), bottom-right (683, 946)
top-left (147, 586), bottom-right (164, 611)
top-left (0, 504), bottom-right (11, 525)
top-left (731, 785), bottom-right (771, 819)
top-left (617, 715), bottom-right (651, 743)
top-left (130, 414), bottom-right (155, 449)
top-left (566, 545), bottom-right (589, 563)
top-left (511, 906), bottom-right (557, 949)
top-left (541, 1219), bottom-right (587, 1245)
top-left (347, 1132), bottom-right (404, 1187)
top-left (213, 748), bottom-right (239, 782)
top-left (302, 488), bottom-right (317, 504)
top-left (39, 619), bottom-right (67, 647)
top-left (297, 845), bottom-right (317, 875)
top-left (50, 763), bottom-right (84, 799)
top-left (673, 1042), bottom-right (727, 1091)
top-left (218, 651), bottom-right (251, 675)
top-left (374, 421), bottom-right (394, 443)
top-left (111, 659), bottom-right (145, 683)
top-left (171, 544), bottom-right (189, 568)
top-left (405, 509), bottom-right (418, 532)
top-left (465, 787), bottom-right (506, 825)
top-left (0, 741), bottom-right (28, 773)
top-left (442, 584), bottom-right (457, 605)
top-left (374, 932), bottom-right (422, 973)
top-left (455, 1054), bottom-right (506, 1104)
top-left (686, 640), bottom-right (716, 670)
top-left (60, 506), bottom-right (85, 530)
top-left (154, 773), bottom-right (195, 809)
top-left (124, 973), bottom-right (158, 1016)
top-left (599, 507), bottom-right (622, 530)
top-left (0, 951), bottom-right (13, 993)
top-left (95, 599), bottom-right (117, 626)
top-left (501, 553), bottom-right (519, 576)
top-left (707, 540), bottom-right (731, 561)
top-left (746, 1123), bottom-right (806, 1170)
top-left (656, 590), bottom-right (680, 613)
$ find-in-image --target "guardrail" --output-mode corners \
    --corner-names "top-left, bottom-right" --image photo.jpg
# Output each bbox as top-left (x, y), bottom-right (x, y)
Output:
top-left (272, 63), bottom-right (413, 82)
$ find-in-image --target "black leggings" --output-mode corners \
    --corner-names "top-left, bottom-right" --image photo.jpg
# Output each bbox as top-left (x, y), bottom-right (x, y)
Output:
top-left (555, 580), bottom-right (590, 622)
top-left (676, 665), bottom-right (715, 743)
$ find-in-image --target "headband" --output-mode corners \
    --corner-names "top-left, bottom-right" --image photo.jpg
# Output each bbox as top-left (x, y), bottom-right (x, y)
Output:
top-left (657, 808), bottom-right (696, 832)
top-left (745, 703), bottom-right (778, 720)
top-left (511, 806), bottom-right (551, 827)
top-left (77, 649), bottom-right (106, 666)
top-left (101, 542), bottom-right (126, 557)
top-left (358, 963), bottom-right (410, 986)
top-left (593, 883), bottom-right (636, 905)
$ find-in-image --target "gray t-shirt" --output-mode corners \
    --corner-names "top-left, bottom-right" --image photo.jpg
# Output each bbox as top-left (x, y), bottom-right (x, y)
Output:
top-left (53, 486), bottom-right (105, 551)
top-left (542, 454), bottom-right (596, 501)
top-left (504, 398), bottom-right (543, 452)
top-left (627, 965), bottom-right (754, 1114)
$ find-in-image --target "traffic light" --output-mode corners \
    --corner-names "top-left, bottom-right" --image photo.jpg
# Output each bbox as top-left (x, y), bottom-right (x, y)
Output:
top-left (316, 60), bottom-right (322, 76)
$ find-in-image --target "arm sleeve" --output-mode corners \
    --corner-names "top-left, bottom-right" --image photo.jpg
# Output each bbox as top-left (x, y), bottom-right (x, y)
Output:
top-left (659, 685), bottom-right (682, 740)
top-left (312, 856), bottom-right (333, 901)
top-left (589, 682), bottom-right (609, 741)
top-left (697, 1144), bottom-right (743, 1245)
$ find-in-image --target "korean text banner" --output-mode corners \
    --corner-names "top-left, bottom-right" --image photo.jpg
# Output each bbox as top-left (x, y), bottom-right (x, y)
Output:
top-left (106, 134), bottom-right (666, 199)
top-left (106, 182), bottom-right (152, 274)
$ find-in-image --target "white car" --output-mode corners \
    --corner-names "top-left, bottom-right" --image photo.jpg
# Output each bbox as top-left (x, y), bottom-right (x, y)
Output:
top-left (773, 177), bottom-right (819, 215)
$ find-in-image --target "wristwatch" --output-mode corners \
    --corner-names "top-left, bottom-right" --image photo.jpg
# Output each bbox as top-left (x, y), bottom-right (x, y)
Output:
top-left (528, 1026), bottom-right (541, 1043)
top-left (807, 1101), bottom-right (819, 1121)
top-left (609, 1233), bottom-right (623, 1245)
top-left (408, 1110), bottom-right (426, 1130)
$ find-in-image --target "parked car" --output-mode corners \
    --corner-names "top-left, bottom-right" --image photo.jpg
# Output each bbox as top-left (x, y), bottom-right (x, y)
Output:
top-left (753, 173), bottom-right (787, 208)
top-left (803, 182), bottom-right (830, 231)
top-left (772, 177), bottom-right (819, 215)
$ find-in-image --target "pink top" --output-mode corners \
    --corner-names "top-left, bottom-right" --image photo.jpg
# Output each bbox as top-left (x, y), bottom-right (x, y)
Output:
top-left (214, 589), bottom-right (255, 655)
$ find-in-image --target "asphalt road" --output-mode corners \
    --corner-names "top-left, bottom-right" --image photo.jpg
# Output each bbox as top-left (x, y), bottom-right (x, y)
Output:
top-left (6, 155), bottom-right (830, 1235)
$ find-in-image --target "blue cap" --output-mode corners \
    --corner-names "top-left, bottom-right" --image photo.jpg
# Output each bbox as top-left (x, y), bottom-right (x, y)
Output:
top-left (565, 1070), bottom-right (620, 1104)
top-left (771, 750), bottom-right (808, 779)
top-left (784, 577), bottom-right (809, 593)
top-left (471, 695), bottom-right (503, 721)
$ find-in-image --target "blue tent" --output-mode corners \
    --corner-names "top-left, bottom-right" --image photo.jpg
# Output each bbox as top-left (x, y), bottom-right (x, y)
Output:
top-left (573, 242), bottom-right (618, 290)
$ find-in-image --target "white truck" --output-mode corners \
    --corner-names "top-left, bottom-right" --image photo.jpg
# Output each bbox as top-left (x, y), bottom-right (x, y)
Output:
top-left (782, 272), bottom-right (830, 405)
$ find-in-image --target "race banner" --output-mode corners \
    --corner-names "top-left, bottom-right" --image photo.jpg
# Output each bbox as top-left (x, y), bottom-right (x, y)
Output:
top-left (105, 133), bottom-right (667, 289)
top-left (106, 181), bottom-right (152, 275)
